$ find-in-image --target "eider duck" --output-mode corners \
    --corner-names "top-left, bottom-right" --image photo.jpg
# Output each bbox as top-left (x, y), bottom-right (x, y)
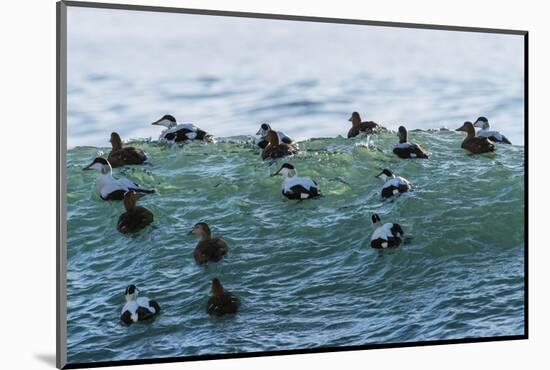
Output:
top-left (375, 169), bottom-right (412, 198)
top-left (108, 132), bottom-right (147, 167)
top-left (456, 121), bottom-right (496, 154)
top-left (473, 116), bottom-right (512, 144)
top-left (206, 278), bottom-right (240, 316)
top-left (120, 284), bottom-right (161, 325)
top-left (151, 114), bottom-right (212, 142)
top-left (261, 130), bottom-right (297, 160)
top-left (189, 222), bottom-right (229, 265)
top-left (117, 191), bottom-right (154, 234)
top-left (347, 112), bottom-right (379, 138)
top-left (272, 163), bottom-right (320, 200)
top-left (370, 213), bottom-right (404, 249)
top-left (83, 157), bottom-right (154, 200)
top-left (256, 123), bottom-right (294, 149)
top-left (393, 126), bottom-right (429, 159)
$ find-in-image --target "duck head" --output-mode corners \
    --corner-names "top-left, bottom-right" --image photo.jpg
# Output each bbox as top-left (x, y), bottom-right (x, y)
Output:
top-left (109, 132), bottom-right (123, 151)
top-left (272, 163), bottom-right (296, 178)
top-left (189, 222), bottom-right (212, 240)
top-left (83, 157), bottom-right (112, 174)
top-left (211, 278), bottom-right (225, 297)
top-left (151, 114), bottom-right (177, 128)
top-left (456, 121), bottom-right (476, 138)
top-left (397, 126), bottom-right (408, 143)
top-left (348, 112), bottom-right (362, 125)
top-left (256, 123), bottom-right (271, 137)
top-left (123, 190), bottom-right (145, 211)
top-left (375, 169), bottom-right (394, 182)
top-left (473, 116), bottom-right (490, 130)
top-left (124, 284), bottom-right (139, 302)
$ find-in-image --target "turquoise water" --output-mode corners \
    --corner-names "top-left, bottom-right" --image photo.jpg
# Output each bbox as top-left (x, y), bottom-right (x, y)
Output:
top-left (66, 131), bottom-right (524, 364)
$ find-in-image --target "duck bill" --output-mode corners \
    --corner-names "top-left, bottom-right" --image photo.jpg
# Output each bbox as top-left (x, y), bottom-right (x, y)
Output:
top-left (270, 169), bottom-right (282, 177)
top-left (151, 118), bottom-right (162, 126)
top-left (82, 163), bottom-right (93, 171)
top-left (374, 171), bottom-right (383, 178)
top-left (348, 117), bottom-right (352, 122)
top-left (256, 128), bottom-right (263, 135)
top-left (455, 126), bottom-right (466, 132)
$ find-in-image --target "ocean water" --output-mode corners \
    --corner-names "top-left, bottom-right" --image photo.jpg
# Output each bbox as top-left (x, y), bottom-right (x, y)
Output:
top-left (66, 132), bottom-right (525, 364)
top-left (65, 7), bottom-right (525, 365)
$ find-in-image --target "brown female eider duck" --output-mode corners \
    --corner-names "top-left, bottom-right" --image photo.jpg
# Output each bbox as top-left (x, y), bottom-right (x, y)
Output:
top-left (393, 126), bottom-right (429, 159)
top-left (120, 284), bottom-right (161, 325)
top-left (375, 169), bottom-right (412, 198)
top-left (206, 278), bottom-right (240, 316)
top-left (189, 222), bottom-right (229, 265)
top-left (272, 163), bottom-right (321, 200)
top-left (256, 123), bottom-right (294, 149)
top-left (83, 157), bottom-right (154, 200)
top-left (151, 114), bottom-right (212, 142)
top-left (370, 214), bottom-right (404, 249)
top-left (347, 112), bottom-right (379, 138)
top-left (117, 191), bottom-right (154, 234)
top-left (108, 132), bottom-right (147, 167)
top-left (261, 130), bottom-right (297, 160)
top-left (456, 121), bottom-right (496, 154)
top-left (473, 116), bottom-right (512, 144)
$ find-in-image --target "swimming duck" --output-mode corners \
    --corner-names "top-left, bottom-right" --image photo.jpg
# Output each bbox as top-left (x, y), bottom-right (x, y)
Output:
top-left (375, 169), bottom-right (412, 198)
top-left (206, 278), bottom-right (240, 316)
top-left (256, 123), bottom-right (294, 149)
top-left (347, 112), bottom-right (379, 138)
top-left (261, 130), bottom-right (298, 160)
top-left (272, 163), bottom-right (320, 200)
top-left (108, 132), bottom-right (148, 167)
top-left (83, 157), bottom-right (154, 200)
top-left (456, 121), bottom-right (496, 154)
top-left (370, 214), bottom-right (404, 249)
top-left (120, 285), bottom-right (161, 325)
top-left (151, 114), bottom-right (212, 142)
top-left (393, 126), bottom-right (429, 159)
top-left (473, 116), bottom-right (512, 144)
top-left (189, 222), bottom-right (229, 265)
top-left (117, 191), bottom-right (154, 234)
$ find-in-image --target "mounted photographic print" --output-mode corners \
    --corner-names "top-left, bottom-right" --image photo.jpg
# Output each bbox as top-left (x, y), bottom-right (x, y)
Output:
top-left (56, 1), bottom-right (528, 368)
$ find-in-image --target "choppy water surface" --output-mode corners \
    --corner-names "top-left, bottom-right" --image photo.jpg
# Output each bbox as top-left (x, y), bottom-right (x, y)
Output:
top-left (66, 132), bottom-right (524, 364)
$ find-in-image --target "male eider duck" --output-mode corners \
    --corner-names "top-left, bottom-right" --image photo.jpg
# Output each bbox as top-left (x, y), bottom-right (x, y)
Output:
top-left (370, 214), bottom-right (404, 249)
top-left (272, 163), bottom-right (320, 200)
top-left (117, 191), bottom-right (154, 234)
top-left (120, 284), bottom-right (161, 325)
top-left (207, 278), bottom-right (240, 316)
top-left (347, 112), bottom-right (379, 138)
top-left (473, 116), bottom-right (512, 144)
top-left (456, 121), bottom-right (495, 154)
top-left (189, 222), bottom-right (229, 265)
top-left (151, 114), bottom-right (212, 142)
top-left (83, 157), bottom-right (154, 200)
top-left (375, 169), bottom-right (412, 198)
top-left (261, 130), bottom-right (298, 160)
top-left (256, 123), bottom-right (294, 149)
top-left (108, 132), bottom-right (147, 167)
top-left (393, 126), bottom-right (429, 159)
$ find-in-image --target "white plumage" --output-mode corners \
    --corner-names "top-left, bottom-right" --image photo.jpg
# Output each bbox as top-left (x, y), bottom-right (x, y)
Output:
top-left (95, 172), bottom-right (144, 200)
top-left (382, 176), bottom-right (411, 191)
top-left (282, 176), bottom-right (318, 198)
top-left (121, 297), bottom-right (158, 323)
top-left (477, 129), bottom-right (503, 141)
top-left (371, 223), bottom-right (401, 247)
top-left (159, 123), bottom-right (199, 141)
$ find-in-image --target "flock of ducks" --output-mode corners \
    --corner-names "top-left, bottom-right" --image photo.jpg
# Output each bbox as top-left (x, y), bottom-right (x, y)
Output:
top-left (79, 113), bottom-right (511, 324)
